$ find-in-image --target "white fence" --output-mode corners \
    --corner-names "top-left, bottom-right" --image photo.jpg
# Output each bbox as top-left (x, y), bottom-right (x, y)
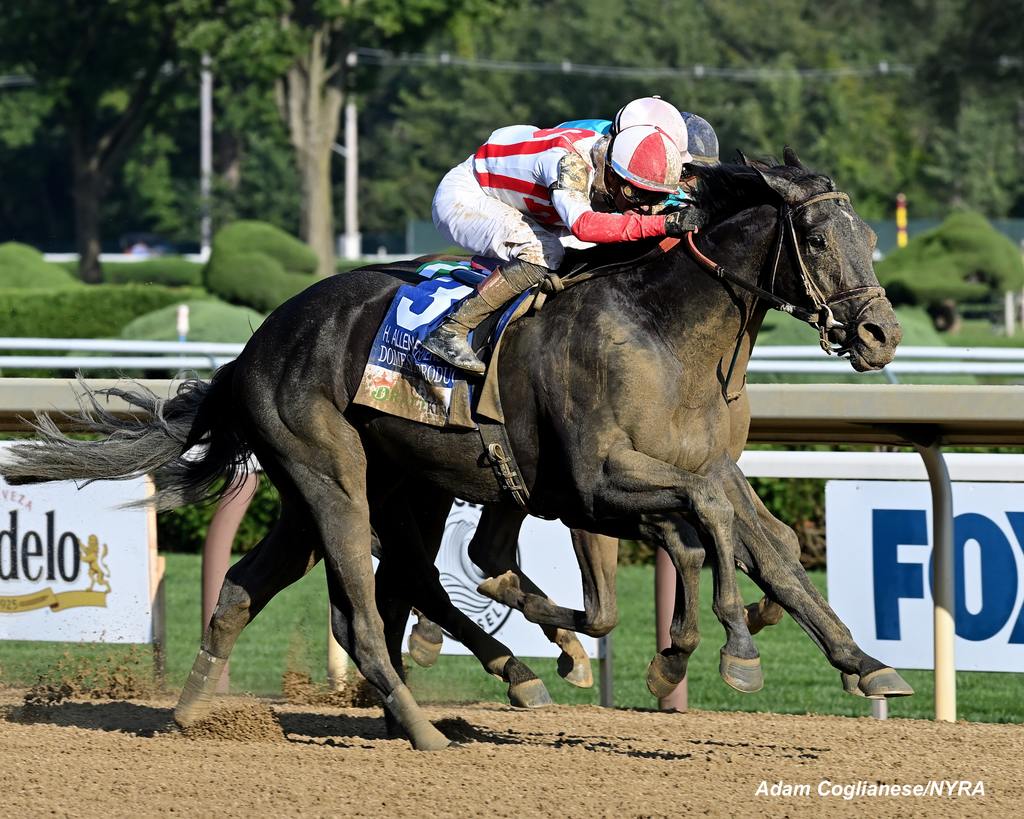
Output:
top-left (2, 338), bottom-right (1024, 381)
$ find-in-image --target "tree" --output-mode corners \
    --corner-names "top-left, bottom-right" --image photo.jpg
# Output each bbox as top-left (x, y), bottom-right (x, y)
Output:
top-left (272, 0), bottom-right (483, 277)
top-left (0, 1), bottom-right (205, 281)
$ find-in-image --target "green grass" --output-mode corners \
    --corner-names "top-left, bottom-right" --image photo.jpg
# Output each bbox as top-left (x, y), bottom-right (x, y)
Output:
top-left (1, 556), bottom-right (1020, 723)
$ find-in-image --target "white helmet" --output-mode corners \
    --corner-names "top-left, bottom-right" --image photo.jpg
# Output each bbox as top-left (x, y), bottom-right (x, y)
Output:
top-left (608, 125), bottom-right (685, 194)
top-left (614, 96), bottom-right (689, 159)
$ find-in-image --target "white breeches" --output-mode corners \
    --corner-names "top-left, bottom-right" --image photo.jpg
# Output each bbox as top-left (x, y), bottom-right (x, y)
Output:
top-left (431, 157), bottom-right (590, 270)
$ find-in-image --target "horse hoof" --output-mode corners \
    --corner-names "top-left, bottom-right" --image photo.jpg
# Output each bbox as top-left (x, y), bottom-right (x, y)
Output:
top-left (477, 571), bottom-right (523, 608)
top-left (841, 672), bottom-right (866, 697)
top-left (744, 600), bottom-right (784, 635)
top-left (646, 653), bottom-right (685, 699)
top-left (857, 667), bottom-right (914, 699)
top-left (557, 651), bottom-right (594, 689)
top-left (408, 721), bottom-right (452, 751)
top-left (408, 628), bottom-right (443, 668)
top-left (719, 651), bottom-right (764, 693)
top-left (508, 677), bottom-right (554, 709)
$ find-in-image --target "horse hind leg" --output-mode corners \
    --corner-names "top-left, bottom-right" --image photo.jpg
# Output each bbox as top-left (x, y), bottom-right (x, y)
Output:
top-left (282, 410), bottom-right (448, 750)
top-left (174, 500), bottom-right (319, 727)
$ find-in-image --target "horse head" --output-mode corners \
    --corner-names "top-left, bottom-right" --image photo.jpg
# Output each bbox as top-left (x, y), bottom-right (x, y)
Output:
top-left (694, 149), bottom-right (902, 372)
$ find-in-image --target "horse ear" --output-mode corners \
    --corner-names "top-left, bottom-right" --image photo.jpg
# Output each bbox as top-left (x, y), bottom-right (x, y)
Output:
top-left (782, 146), bottom-right (805, 170)
top-left (735, 149), bottom-right (750, 166)
top-left (753, 167), bottom-right (803, 203)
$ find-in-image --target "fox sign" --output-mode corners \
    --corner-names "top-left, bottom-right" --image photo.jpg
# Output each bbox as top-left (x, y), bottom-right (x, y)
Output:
top-left (826, 481), bottom-right (1024, 672)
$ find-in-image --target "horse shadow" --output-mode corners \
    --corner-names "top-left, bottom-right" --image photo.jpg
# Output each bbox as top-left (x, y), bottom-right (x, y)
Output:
top-left (7, 700), bottom-right (701, 760)
top-left (7, 700), bottom-right (174, 737)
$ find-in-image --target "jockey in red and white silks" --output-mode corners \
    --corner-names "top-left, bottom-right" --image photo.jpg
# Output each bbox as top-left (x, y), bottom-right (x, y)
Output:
top-left (422, 118), bottom-right (707, 374)
top-left (433, 124), bottom-right (686, 269)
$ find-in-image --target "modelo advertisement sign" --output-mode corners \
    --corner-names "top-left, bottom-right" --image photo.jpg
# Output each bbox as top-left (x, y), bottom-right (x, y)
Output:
top-left (403, 499), bottom-right (599, 659)
top-left (0, 451), bottom-right (157, 644)
top-left (826, 481), bottom-right (1024, 672)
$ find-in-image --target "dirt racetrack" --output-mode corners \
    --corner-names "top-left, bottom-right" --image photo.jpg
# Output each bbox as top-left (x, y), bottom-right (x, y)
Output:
top-left (1, 690), bottom-right (1021, 817)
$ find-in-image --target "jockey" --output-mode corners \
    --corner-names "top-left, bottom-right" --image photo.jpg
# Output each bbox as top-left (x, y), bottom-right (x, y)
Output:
top-left (422, 119), bottom-right (705, 374)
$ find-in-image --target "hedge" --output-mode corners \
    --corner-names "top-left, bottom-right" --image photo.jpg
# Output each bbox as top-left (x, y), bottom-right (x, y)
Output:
top-left (0, 242), bottom-right (82, 290)
top-left (120, 299), bottom-right (265, 343)
top-left (204, 221), bottom-right (319, 312)
top-left (876, 211), bottom-right (1024, 305)
top-left (157, 475), bottom-right (280, 553)
top-left (0, 285), bottom-right (210, 338)
top-left (103, 258), bottom-right (204, 287)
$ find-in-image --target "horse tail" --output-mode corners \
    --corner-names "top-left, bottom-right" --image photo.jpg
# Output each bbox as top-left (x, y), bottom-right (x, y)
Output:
top-left (0, 361), bottom-right (251, 511)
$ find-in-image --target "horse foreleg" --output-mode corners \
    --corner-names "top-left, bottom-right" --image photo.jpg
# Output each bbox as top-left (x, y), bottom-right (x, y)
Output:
top-left (407, 612), bottom-right (444, 668)
top-left (372, 490), bottom-right (553, 710)
top-left (721, 464), bottom-right (913, 699)
top-left (601, 448), bottom-right (761, 693)
top-left (175, 501), bottom-right (319, 728)
top-left (638, 515), bottom-right (704, 699)
top-left (470, 506), bottom-right (600, 687)
top-left (476, 527), bottom-right (619, 641)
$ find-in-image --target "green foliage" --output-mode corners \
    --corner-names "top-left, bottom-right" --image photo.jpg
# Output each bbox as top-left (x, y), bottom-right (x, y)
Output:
top-left (0, 242), bottom-right (81, 289)
top-left (119, 299), bottom-right (264, 343)
top-left (877, 212), bottom-right (1024, 305)
top-left (102, 258), bottom-right (204, 287)
top-left (156, 475), bottom-right (280, 554)
top-left (204, 220), bottom-right (318, 311)
top-left (0, 285), bottom-right (209, 338)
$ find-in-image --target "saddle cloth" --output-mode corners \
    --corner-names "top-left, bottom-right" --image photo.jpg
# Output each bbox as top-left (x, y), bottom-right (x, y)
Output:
top-left (353, 257), bottom-right (530, 428)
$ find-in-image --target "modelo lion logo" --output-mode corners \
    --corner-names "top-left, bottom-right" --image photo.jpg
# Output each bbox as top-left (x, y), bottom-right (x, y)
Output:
top-left (0, 510), bottom-right (111, 613)
top-left (437, 501), bottom-right (515, 635)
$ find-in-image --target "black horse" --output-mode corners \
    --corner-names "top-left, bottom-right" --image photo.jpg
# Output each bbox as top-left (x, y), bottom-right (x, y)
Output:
top-left (2, 151), bottom-right (911, 750)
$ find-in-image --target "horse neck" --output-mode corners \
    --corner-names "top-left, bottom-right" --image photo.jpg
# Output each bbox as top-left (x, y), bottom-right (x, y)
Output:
top-left (627, 205), bottom-right (778, 367)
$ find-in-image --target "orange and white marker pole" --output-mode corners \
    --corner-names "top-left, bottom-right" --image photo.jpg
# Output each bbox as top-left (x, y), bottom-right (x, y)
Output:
top-left (896, 192), bottom-right (908, 248)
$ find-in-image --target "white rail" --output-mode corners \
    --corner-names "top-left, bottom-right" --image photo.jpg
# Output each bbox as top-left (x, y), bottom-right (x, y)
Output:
top-left (0, 337), bottom-right (1023, 379)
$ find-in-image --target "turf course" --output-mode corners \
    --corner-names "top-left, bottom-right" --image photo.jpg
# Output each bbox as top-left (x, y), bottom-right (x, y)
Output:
top-left (1, 554), bottom-right (1020, 724)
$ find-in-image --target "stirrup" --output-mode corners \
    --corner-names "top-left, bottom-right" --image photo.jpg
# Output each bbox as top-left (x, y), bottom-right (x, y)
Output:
top-left (421, 323), bottom-right (485, 374)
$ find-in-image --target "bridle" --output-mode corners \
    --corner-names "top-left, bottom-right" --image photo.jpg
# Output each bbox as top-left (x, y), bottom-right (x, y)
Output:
top-left (684, 190), bottom-right (887, 355)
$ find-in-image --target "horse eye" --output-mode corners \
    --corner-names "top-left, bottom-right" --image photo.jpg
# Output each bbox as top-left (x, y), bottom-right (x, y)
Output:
top-left (808, 234), bottom-right (827, 250)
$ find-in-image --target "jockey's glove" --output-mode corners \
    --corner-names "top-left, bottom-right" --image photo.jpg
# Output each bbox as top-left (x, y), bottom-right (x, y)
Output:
top-left (664, 207), bottom-right (708, 236)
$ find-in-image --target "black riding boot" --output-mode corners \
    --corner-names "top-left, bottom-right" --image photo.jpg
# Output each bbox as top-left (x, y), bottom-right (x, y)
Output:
top-left (420, 259), bottom-right (548, 374)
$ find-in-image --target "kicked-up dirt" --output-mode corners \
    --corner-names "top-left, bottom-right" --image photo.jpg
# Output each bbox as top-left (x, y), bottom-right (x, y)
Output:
top-left (1, 689), bottom-right (1020, 817)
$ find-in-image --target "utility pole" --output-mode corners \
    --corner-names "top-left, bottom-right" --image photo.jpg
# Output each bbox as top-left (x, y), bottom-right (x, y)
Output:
top-left (340, 52), bottom-right (361, 260)
top-left (200, 54), bottom-right (213, 259)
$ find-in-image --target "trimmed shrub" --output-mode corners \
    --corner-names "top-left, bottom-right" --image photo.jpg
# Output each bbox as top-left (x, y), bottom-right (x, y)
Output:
top-left (876, 211), bottom-right (1024, 306)
top-left (204, 221), bottom-right (319, 312)
top-left (0, 285), bottom-right (210, 338)
top-left (120, 299), bottom-right (265, 343)
top-left (103, 258), bottom-right (204, 287)
top-left (0, 242), bottom-right (81, 289)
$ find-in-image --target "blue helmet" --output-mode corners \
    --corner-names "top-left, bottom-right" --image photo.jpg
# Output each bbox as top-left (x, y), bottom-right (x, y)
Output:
top-left (683, 112), bottom-right (719, 165)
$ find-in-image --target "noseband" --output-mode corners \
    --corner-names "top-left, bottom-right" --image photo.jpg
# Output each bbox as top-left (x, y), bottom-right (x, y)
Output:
top-left (685, 190), bottom-right (887, 355)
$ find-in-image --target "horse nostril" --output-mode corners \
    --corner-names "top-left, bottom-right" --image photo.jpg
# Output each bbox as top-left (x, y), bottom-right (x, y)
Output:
top-left (857, 322), bottom-right (887, 348)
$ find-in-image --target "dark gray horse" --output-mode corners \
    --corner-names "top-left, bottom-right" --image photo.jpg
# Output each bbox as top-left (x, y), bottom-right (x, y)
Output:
top-left (2, 151), bottom-right (912, 750)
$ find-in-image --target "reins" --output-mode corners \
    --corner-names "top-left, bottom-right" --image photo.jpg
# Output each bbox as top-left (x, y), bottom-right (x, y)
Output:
top-left (686, 190), bottom-right (886, 347)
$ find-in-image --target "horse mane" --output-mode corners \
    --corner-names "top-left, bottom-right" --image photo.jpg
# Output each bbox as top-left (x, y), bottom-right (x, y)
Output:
top-left (687, 158), bottom-right (834, 223)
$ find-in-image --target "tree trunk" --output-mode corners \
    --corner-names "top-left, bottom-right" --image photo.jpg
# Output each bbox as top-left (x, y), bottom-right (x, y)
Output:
top-left (279, 26), bottom-right (343, 279)
top-left (70, 137), bottom-right (105, 284)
